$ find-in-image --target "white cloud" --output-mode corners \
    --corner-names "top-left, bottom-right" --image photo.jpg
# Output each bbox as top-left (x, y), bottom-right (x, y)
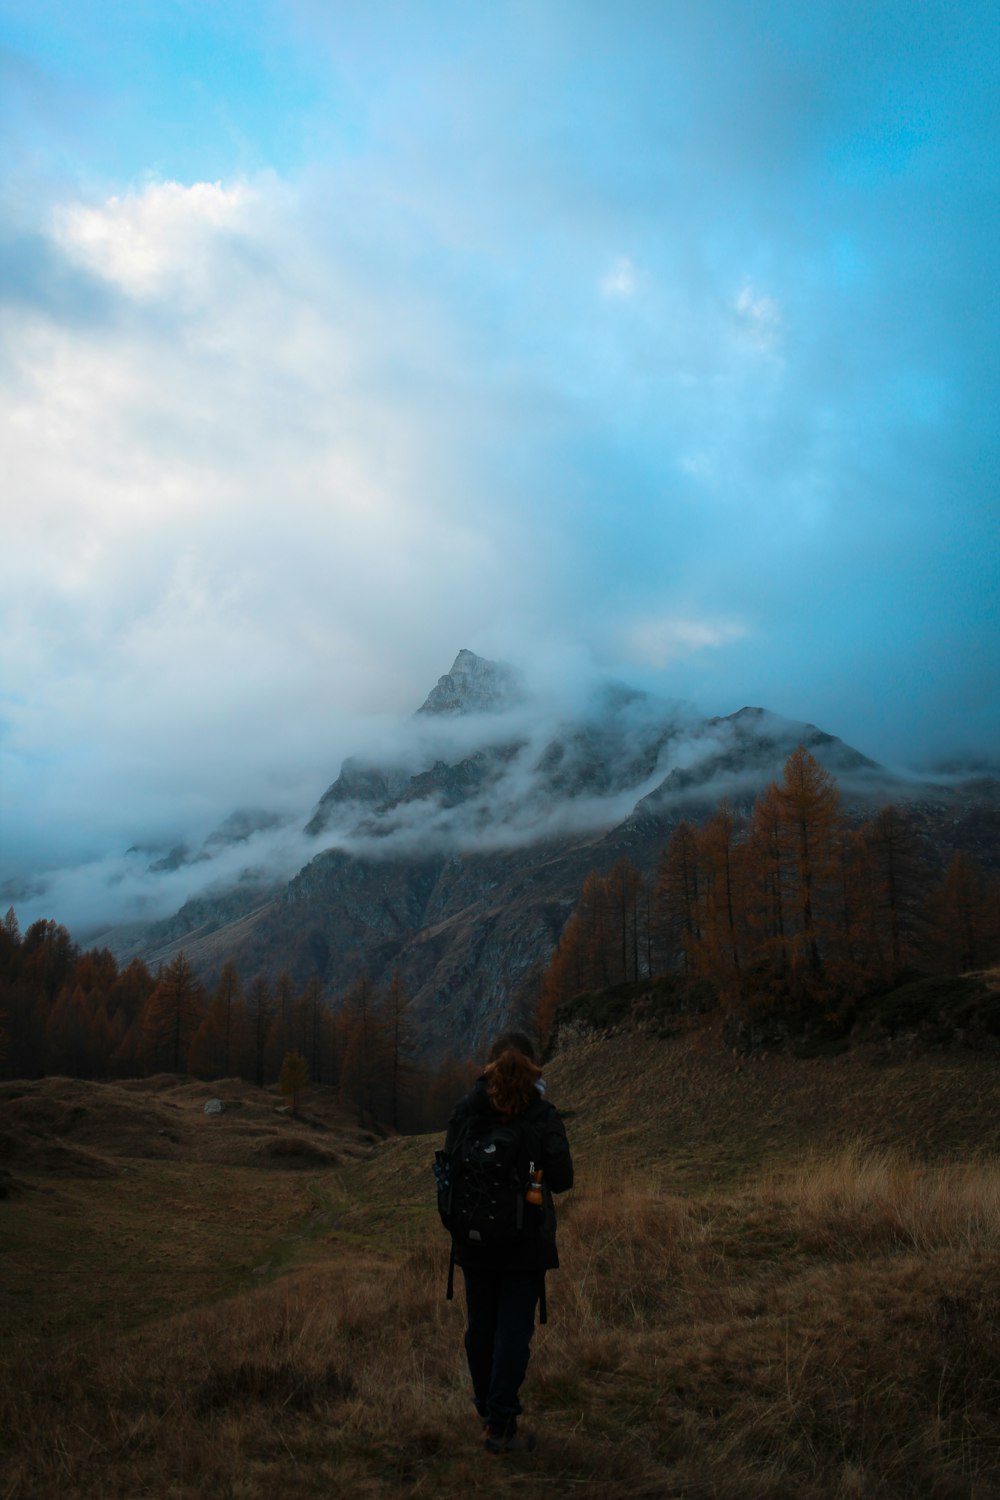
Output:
top-left (54, 180), bottom-right (255, 298)
top-left (733, 278), bottom-right (781, 351)
top-left (1, 172), bottom-right (573, 884)
top-left (600, 254), bottom-right (640, 300)
top-left (624, 614), bottom-right (749, 668)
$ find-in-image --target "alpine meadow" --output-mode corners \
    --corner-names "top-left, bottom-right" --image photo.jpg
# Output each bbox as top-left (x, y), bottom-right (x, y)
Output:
top-left (4, 714), bottom-right (1000, 1495)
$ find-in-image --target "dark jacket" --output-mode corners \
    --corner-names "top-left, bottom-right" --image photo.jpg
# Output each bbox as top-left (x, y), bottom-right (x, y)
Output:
top-left (444, 1077), bottom-right (574, 1273)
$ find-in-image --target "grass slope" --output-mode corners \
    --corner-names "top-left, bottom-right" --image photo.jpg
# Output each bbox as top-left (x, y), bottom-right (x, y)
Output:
top-left (2, 1035), bottom-right (1000, 1498)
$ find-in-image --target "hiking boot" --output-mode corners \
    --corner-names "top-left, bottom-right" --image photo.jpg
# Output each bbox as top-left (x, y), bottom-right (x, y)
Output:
top-left (484, 1427), bottom-right (537, 1454)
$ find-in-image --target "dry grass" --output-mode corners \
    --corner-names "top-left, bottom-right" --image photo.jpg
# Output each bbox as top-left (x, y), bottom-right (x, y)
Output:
top-left (4, 1043), bottom-right (1000, 1498)
top-left (4, 1148), bottom-right (1000, 1497)
top-left (767, 1146), bottom-right (1000, 1255)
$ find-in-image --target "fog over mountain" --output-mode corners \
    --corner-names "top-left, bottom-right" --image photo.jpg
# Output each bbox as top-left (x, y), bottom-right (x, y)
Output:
top-left (6, 647), bottom-right (998, 1055)
top-left (5, 649), bottom-right (889, 936)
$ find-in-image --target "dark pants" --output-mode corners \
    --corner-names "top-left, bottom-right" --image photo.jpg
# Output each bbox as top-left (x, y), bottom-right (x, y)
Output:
top-left (461, 1265), bottom-right (541, 1436)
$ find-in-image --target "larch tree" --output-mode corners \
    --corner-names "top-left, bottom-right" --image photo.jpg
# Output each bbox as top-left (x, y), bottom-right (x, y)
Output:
top-left (775, 746), bottom-right (842, 984)
top-left (213, 959), bottom-right (244, 1077)
top-left (0, 909), bottom-right (19, 1064)
top-left (743, 783), bottom-right (788, 988)
top-left (864, 804), bottom-right (925, 974)
top-left (46, 985), bottom-right (92, 1077)
top-left (266, 970), bottom-right (296, 1076)
top-left (338, 972), bottom-right (388, 1122)
top-left (244, 975), bottom-right (275, 1088)
top-left (109, 960), bottom-right (156, 1077)
top-left (607, 856), bottom-right (644, 984)
top-left (142, 952), bottom-right (206, 1074)
top-left (928, 852), bottom-right (997, 974)
top-left (379, 970), bottom-right (414, 1132)
top-left (278, 1050), bottom-right (309, 1111)
top-left (536, 869), bottom-right (614, 1044)
top-left (294, 976), bottom-right (329, 1086)
top-left (655, 821), bottom-right (702, 973)
top-left (695, 802), bottom-right (745, 998)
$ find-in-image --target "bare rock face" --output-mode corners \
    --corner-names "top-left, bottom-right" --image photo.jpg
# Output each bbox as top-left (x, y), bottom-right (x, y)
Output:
top-left (305, 758), bottom-right (413, 837)
top-left (418, 649), bottom-right (524, 716)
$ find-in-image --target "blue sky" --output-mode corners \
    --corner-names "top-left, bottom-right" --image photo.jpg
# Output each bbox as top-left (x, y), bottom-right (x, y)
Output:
top-left (1, 0), bottom-right (998, 892)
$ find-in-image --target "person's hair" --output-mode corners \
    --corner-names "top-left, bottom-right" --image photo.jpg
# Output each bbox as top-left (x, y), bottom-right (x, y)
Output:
top-left (484, 1031), bottom-right (542, 1117)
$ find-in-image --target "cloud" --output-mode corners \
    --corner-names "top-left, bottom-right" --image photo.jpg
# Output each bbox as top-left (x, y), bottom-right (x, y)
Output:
top-left (2, 681), bottom-right (697, 934)
top-left (1, 172), bottom-right (570, 881)
top-left (600, 255), bottom-right (640, 300)
top-left (733, 279), bottom-right (782, 353)
top-left (1, 0), bottom-right (998, 934)
top-left (54, 180), bottom-right (254, 298)
top-left (624, 615), bottom-right (750, 669)
top-left (5, 673), bottom-right (897, 941)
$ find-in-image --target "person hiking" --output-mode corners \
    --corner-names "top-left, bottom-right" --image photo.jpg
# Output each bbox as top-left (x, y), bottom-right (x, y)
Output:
top-left (437, 1030), bottom-right (574, 1454)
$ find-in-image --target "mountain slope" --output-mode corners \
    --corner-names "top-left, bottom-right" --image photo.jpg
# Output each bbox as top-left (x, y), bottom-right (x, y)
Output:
top-left (91, 649), bottom-right (1000, 1060)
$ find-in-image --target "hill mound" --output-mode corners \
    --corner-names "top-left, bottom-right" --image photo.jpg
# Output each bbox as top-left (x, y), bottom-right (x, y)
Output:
top-left (5, 1027), bottom-right (1000, 1498)
top-left (545, 1022), bottom-right (1000, 1189)
top-left (0, 1075), bottom-right (376, 1177)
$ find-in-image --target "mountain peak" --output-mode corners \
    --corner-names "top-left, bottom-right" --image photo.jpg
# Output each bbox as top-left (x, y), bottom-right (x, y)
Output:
top-left (417, 649), bottom-right (523, 716)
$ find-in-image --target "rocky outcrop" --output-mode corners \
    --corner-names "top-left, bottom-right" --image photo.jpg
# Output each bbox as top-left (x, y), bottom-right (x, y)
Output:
top-left (417, 647), bottom-right (524, 715)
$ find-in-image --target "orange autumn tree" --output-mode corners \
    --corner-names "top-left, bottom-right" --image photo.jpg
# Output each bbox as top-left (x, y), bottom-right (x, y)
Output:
top-left (742, 781), bottom-right (789, 1000)
top-left (607, 855), bottom-right (644, 989)
top-left (338, 971), bottom-right (391, 1122)
top-left (655, 820), bottom-right (702, 973)
top-left (866, 805), bottom-right (915, 972)
top-left (928, 852), bottom-right (998, 974)
top-left (293, 976), bottom-right (333, 1087)
top-left (536, 871), bottom-right (609, 1044)
top-left (244, 974), bottom-right (274, 1087)
top-left (537, 859), bottom-right (648, 1044)
top-left (379, 970), bottom-right (415, 1132)
top-left (774, 745), bottom-right (842, 990)
top-left (266, 970), bottom-right (297, 1077)
top-left (278, 1049), bottom-right (309, 1111)
top-left (108, 959), bottom-right (157, 1076)
top-left (142, 952), bottom-right (206, 1074)
top-left (187, 958), bottom-right (247, 1079)
top-left (542, 746), bottom-right (857, 1036)
top-left (693, 802), bottom-right (746, 1002)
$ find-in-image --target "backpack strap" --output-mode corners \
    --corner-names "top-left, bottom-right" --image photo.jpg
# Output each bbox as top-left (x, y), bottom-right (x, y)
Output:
top-left (446, 1240), bottom-right (456, 1303)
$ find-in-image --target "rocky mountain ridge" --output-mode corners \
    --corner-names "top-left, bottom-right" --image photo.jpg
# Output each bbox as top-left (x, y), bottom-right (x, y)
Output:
top-left (92, 651), bottom-right (1000, 1059)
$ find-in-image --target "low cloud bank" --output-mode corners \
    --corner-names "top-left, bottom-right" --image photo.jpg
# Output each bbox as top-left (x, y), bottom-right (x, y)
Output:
top-left (5, 680), bottom-right (908, 943)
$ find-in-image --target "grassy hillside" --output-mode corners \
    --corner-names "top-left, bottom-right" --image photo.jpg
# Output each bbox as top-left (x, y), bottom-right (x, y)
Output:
top-left (3, 1033), bottom-right (1000, 1498)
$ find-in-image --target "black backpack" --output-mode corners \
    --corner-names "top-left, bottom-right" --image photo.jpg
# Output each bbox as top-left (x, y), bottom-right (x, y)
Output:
top-left (434, 1103), bottom-right (551, 1319)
